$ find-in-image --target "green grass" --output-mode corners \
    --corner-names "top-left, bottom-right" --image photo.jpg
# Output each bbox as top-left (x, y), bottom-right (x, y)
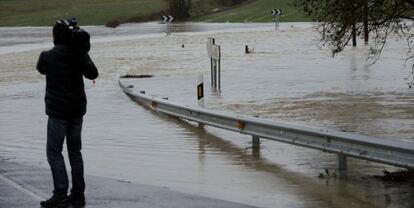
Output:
top-left (0, 0), bottom-right (168, 26)
top-left (0, 0), bottom-right (308, 26)
top-left (189, 0), bottom-right (228, 17)
top-left (190, 0), bottom-right (309, 23)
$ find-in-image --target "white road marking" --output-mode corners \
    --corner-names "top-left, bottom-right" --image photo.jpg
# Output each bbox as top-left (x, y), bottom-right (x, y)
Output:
top-left (0, 174), bottom-right (44, 201)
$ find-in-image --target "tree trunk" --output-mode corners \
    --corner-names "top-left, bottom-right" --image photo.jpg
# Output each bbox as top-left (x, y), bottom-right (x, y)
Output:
top-left (352, 23), bottom-right (357, 46)
top-left (352, 0), bottom-right (357, 47)
top-left (364, 0), bottom-right (369, 45)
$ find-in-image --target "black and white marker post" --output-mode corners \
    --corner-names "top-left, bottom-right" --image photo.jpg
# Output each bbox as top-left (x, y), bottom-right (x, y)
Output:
top-left (271, 9), bottom-right (282, 30)
top-left (197, 74), bottom-right (204, 108)
top-left (162, 15), bottom-right (175, 35)
top-left (196, 74), bottom-right (205, 127)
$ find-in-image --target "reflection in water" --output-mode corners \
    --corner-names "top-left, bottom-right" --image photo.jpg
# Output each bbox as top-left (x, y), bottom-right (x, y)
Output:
top-left (165, 112), bottom-right (407, 208)
top-left (123, 90), bottom-right (413, 207)
top-left (349, 48), bottom-right (371, 82)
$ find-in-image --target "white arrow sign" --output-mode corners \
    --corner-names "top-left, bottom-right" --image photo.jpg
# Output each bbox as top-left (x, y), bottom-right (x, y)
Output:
top-left (162, 15), bottom-right (175, 22)
top-left (271, 9), bottom-right (282, 16)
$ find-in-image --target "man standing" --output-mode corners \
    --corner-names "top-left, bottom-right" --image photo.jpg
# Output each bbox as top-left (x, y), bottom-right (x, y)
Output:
top-left (36, 19), bottom-right (98, 207)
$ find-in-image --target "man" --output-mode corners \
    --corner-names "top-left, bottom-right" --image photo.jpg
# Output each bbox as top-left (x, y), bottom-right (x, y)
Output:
top-left (36, 19), bottom-right (98, 207)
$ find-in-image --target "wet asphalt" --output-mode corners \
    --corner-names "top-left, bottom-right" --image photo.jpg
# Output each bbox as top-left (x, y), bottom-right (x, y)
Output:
top-left (0, 158), bottom-right (257, 208)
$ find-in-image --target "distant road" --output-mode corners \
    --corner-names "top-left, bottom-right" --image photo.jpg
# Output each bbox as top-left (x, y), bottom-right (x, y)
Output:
top-left (0, 22), bottom-right (276, 54)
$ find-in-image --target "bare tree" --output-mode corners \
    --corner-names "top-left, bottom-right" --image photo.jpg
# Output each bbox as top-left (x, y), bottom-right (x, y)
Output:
top-left (295, 0), bottom-right (414, 87)
top-left (294, 0), bottom-right (413, 57)
top-left (169, 0), bottom-right (191, 18)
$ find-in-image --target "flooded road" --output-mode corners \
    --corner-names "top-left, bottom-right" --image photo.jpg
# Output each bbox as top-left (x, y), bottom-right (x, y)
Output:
top-left (0, 23), bottom-right (413, 207)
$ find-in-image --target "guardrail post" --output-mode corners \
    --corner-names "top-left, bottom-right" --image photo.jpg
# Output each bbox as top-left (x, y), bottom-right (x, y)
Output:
top-left (252, 136), bottom-right (260, 160)
top-left (252, 135), bottom-right (260, 149)
top-left (337, 153), bottom-right (348, 178)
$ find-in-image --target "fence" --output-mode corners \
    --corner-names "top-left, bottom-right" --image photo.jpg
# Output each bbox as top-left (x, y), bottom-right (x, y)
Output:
top-left (119, 80), bottom-right (414, 176)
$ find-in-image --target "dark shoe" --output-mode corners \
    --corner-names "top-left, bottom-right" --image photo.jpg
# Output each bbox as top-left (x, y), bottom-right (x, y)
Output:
top-left (40, 194), bottom-right (68, 207)
top-left (68, 193), bottom-right (85, 207)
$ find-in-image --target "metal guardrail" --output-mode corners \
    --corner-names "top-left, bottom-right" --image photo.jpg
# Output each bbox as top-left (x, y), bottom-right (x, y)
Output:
top-left (119, 80), bottom-right (414, 175)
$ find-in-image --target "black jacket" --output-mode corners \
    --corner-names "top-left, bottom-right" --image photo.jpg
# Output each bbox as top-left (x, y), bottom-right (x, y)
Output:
top-left (36, 45), bottom-right (98, 119)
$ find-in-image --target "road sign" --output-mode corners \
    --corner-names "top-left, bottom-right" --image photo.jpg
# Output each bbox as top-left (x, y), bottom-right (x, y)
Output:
top-left (271, 9), bottom-right (282, 30)
top-left (207, 38), bottom-right (220, 60)
top-left (271, 9), bottom-right (282, 16)
top-left (162, 15), bottom-right (175, 23)
top-left (207, 38), bottom-right (221, 91)
top-left (162, 15), bottom-right (174, 35)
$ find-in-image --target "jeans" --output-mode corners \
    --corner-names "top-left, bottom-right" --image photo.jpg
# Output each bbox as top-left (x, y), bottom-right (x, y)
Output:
top-left (47, 116), bottom-right (85, 195)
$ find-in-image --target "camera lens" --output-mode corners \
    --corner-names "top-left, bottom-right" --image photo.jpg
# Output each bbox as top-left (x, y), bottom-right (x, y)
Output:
top-left (69, 17), bottom-right (78, 26)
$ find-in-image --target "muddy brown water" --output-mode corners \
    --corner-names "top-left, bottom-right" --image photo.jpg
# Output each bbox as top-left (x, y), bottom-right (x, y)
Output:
top-left (0, 23), bottom-right (413, 207)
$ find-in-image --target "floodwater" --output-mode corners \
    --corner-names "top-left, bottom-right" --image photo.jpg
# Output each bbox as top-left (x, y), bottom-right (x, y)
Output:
top-left (0, 22), bottom-right (413, 208)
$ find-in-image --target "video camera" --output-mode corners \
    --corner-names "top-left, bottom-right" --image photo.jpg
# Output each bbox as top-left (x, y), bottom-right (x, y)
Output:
top-left (56, 17), bottom-right (79, 30)
top-left (68, 17), bottom-right (78, 29)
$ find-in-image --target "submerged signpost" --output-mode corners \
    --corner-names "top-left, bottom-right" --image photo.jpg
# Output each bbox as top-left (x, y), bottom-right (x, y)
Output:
top-left (207, 37), bottom-right (221, 92)
top-left (271, 9), bottom-right (282, 30)
top-left (162, 15), bottom-right (174, 35)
